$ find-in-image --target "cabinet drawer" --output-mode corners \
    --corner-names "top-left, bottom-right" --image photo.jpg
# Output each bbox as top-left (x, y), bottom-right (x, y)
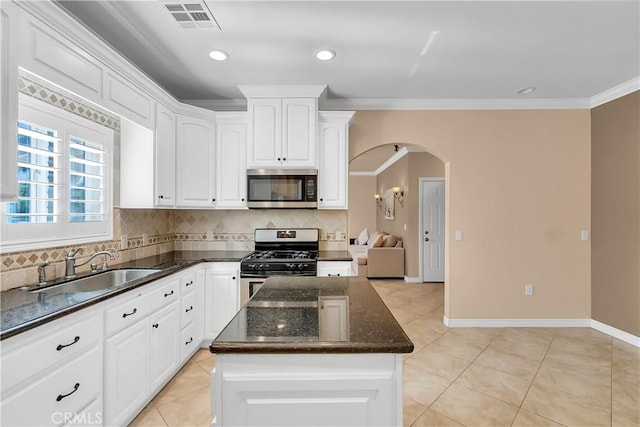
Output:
top-left (148, 278), bottom-right (180, 313)
top-left (182, 291), bottom-right (196, 328)
top-left (181, 322), bottom-right (198, 360)
top-left (1, 311), bottom-right (102, 392)
top-left (1, 346), bottom-right (102, 427)
top-left (105, 290), bottom-right (151, 336)
top-left (181, 271), bottom-right (196, 294)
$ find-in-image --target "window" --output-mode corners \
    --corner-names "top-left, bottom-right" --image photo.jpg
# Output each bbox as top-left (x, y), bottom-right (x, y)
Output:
top-left (2, 96), bottom-right (113, 251)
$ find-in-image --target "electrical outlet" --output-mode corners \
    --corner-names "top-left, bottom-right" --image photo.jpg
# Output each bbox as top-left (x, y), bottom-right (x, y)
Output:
top-left (525, 283), bottom-right (534, 296)
top-left (142, 233), bottom-right (149, 246)
top-left (121, 235), bottom-right (128, 249)
top-left (207, 230), bottom-right (214, 240)
top-left (335, 230), bottom-right (343, 240)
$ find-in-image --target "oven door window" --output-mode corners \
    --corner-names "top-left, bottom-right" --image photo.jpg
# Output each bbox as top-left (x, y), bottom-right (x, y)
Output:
top-left (248, 176), bottom-right (303, 201)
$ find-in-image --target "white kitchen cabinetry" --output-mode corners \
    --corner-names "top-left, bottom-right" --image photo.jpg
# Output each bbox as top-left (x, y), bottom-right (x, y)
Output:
top-left (317, 112), bottom-right (354, 209)
top-left (204, 262), bottom-right (241, 340)
top-left (0, 309), bottom-right (103, 427)
top-left (0, 1), bottom-right (19, 201)
top-left (155, 103), bottom-right (176, 206)
top-left (104, 275), bottom-right (181, 426)
top-left (213, 354), bottom-right (403, 427)
top-left (180, 267), bottom-right (204, 357)
top-left (104, 71), bottom-right (154, 128)
top-left (176, 114), bottom-right (217, 208)
top-left (246, 97), bottom-right (317, 168)
top-left (216, 112), bottom-right (247, 209)
top-left (317, 261), bottom-right (352, 277)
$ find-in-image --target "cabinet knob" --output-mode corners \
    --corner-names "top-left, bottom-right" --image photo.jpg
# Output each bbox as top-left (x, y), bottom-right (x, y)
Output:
top-left (158, 195), bottom-right (164, 199)
top-left (241, 198), bottom-right (245, 202)
top-left (232, 276), bottom-right (236, 280)
top-left (320, 198), bottom-right (323, 202)
top-left (277, 157), bottom-right (281, 161)
top-left (283, 158), bottom-right (286, 161)
top-left (212, 198), bottom-right (216, 202)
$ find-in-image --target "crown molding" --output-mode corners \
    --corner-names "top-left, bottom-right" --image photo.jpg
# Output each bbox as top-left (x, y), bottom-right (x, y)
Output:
top-left (237, 85), bottom-right (327, 98)
top-left (187, 79), bottom-right (640, 112)
top-left (589, 77), bottom-right (640, 108)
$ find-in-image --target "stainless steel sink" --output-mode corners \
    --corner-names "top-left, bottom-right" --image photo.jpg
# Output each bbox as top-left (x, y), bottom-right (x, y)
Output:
top-left (29, 269), bottom-right (162, 294)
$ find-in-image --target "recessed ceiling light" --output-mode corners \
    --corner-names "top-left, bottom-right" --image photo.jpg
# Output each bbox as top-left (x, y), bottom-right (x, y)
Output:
top-left (209, 50), bottom-right (229, 61)
top-left (517, 86), bottom-right (536, 95)
top-left (315, 49), bottom-right (336, 61)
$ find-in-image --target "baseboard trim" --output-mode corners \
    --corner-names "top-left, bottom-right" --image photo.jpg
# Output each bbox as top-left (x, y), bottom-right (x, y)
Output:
top-left (591, 320), bottom-right (640, 348)
top-left (404, 276), bottom-right (422, 283)
top-left (442, 317), bottom-right (640, 348)
top-left (443, 317), bottom-right (591, 328)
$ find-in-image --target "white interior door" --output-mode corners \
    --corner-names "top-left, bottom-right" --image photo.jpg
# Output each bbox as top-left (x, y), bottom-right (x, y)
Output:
top-left (421, 179), bottom-right (445, 282)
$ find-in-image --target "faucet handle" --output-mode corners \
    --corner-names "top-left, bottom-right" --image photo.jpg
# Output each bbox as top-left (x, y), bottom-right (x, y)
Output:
top-left (66, 248), bottom-right (79, 259)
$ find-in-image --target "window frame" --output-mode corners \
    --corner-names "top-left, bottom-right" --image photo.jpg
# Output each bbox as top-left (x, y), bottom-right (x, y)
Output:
top-left (1, 95), bottom-right (114, 252)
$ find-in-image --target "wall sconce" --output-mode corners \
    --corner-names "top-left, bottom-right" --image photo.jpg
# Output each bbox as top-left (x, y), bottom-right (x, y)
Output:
top-left (374, 194), bottom-right (382, 207)
top-left (392, 187), bottom-right (404, 207)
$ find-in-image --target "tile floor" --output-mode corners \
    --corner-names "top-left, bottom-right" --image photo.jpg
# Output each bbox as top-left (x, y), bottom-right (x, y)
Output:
top-left (130, 280), bottom-right (640, 427)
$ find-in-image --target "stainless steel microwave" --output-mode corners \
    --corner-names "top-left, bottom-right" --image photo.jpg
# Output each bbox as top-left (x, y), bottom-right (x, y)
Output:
top-left (246, 169), bottom-right (318, 208)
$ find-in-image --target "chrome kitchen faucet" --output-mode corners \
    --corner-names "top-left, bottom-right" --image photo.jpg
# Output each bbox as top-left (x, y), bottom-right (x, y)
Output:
top-left (64, 248), bottom-right (119, 279)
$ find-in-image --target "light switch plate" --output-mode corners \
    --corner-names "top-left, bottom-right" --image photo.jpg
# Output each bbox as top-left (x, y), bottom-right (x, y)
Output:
top-left (121, 235), bottom-right (128, 249)
top-left (455, 230), bottom-right (463, 241)
top-left (581, 230), bottom-right (589, 241)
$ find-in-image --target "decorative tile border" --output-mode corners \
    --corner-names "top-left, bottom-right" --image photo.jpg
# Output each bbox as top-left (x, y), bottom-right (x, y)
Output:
top-left (18, 74), bottom-right (120, 131)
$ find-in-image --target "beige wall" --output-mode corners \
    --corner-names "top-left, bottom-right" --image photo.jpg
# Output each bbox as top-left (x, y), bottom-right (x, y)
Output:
top-left (368, 152), bottom-right (444, 278)
top-left (591, 91), bottom-right (640, 336)
top-left (348, 175), bottom-right (377, 240)
top-left (350, 110), bottom-right (591, 320)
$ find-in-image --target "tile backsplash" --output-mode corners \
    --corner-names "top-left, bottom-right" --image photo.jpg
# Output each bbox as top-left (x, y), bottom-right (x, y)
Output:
top-left (0, 208), bottom-right (347, 291)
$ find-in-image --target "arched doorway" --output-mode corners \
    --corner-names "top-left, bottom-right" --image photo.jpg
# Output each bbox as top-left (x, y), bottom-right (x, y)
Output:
top-left (348, 143), bottom-right (446, 283)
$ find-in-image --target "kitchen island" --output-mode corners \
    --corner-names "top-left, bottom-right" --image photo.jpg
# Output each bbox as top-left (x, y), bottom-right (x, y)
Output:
top-left (209, 276), bottom-right (413, 427)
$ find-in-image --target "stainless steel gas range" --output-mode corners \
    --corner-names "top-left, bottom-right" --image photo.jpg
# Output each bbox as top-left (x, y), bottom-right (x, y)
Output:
top-left (240, 228), bottom-right (319, 299)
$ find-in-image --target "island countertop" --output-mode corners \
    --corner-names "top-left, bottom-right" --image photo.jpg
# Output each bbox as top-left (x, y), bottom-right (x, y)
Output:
top-left (210, 276), bottom-right (414, 354)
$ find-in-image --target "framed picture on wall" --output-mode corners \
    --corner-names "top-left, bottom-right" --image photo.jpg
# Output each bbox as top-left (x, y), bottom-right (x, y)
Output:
top-left (384, 188), bottom-right (394, 220)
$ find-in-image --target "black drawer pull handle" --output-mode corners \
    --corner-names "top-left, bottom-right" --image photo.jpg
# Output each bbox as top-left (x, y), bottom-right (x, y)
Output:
top-left (185, 280), bottom-right (194, 287)
top-left (159, 195), bottom-right (164, 199)
top-left (56, 383), bottom-right (80, 402)
top-left (122, 308), bottom-right (137, 318)
top-left (185, 337), bottom-right (193, 345)
top-left (185, 306), bottom-right (194, 313)
top-left (327, 273), bottom-right (340, 277)
top-left (56, 336), bottom-right (80, 351)
top-left (164, 290), bottom-right (174, 297)
top-left (152, 323), bottom-right (159, 328)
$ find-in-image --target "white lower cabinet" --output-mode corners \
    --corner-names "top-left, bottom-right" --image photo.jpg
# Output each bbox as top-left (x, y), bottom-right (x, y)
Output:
top-left (214, 354), bottom-right (403, 427)
top-left (104, 319), bottom-right (149, 427)
top-left (317, 261), bottom-right (352, 277)
top-left (0, 309), bottom-right (103, 427)
top-left (204, 263), bottom-right (240, 340)
top-left (104, 274), bottom-right (182, 426)
top-left (149, 301), bottom-right (180, 392)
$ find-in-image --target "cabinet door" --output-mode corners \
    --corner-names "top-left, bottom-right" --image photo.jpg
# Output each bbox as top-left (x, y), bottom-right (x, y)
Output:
top-left (205, 265), bottom-right (240, 340)
top-left (247, 98), bottom-right (281, 168)
top-left (149, 301), bottom-right (180, 392)
top-left (104, 320), bottom-right (149, 426)
top-left (282, 98), bottom-right (316, 167)
top-left (317, 121), bottom-right (348, 209)
top-left (0, 2), bottom-right (18, 201)
top-left (176, 115), bottom-right (216, 207)
top-left (155, 104), bottom-right (176, 206)
top-left (216, 121), bottom-right (247, 209)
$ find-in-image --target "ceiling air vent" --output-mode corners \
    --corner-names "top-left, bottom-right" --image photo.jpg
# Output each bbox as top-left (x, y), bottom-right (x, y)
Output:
top-left (164, 2), bottom-right (220, 30)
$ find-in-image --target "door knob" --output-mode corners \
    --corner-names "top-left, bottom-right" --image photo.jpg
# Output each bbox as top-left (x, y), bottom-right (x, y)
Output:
top-left (425, 230), bottom-right (429, 234)
top-left (424, 237), bottom-right (429, 241)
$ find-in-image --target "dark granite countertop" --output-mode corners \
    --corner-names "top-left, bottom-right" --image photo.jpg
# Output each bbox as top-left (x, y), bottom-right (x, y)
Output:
top-left (210, 276), bottom-right (413, 354)
top-left (0, 250), bottom-right (252, 340)
top-left (317, 250), bottom-right (353, 261)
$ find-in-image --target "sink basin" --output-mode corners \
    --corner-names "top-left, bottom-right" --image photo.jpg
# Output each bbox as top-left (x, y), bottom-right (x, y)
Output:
top-left (29, 269), bottom-right (162, 294)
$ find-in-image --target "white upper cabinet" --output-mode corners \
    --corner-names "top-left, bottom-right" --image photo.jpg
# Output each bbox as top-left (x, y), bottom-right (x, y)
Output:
top-left (242, 85), bottom-right (325, 169)
top-left (215, 112), bottom-right (247, 209)
top-left (317, 111), bottom-right (354, 209)
top-left (154, 104), bottom-right (176, 206)
top-left (104, 71), bottom-right (154, 128)
top-left (0, 1), bottom-right (19, 201)
top-left (175, 114), bottom-right (216, 208)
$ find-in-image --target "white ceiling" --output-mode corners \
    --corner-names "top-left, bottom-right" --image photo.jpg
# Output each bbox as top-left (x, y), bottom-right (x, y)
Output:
top-left (57, 1), bottom-right (640, 111)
